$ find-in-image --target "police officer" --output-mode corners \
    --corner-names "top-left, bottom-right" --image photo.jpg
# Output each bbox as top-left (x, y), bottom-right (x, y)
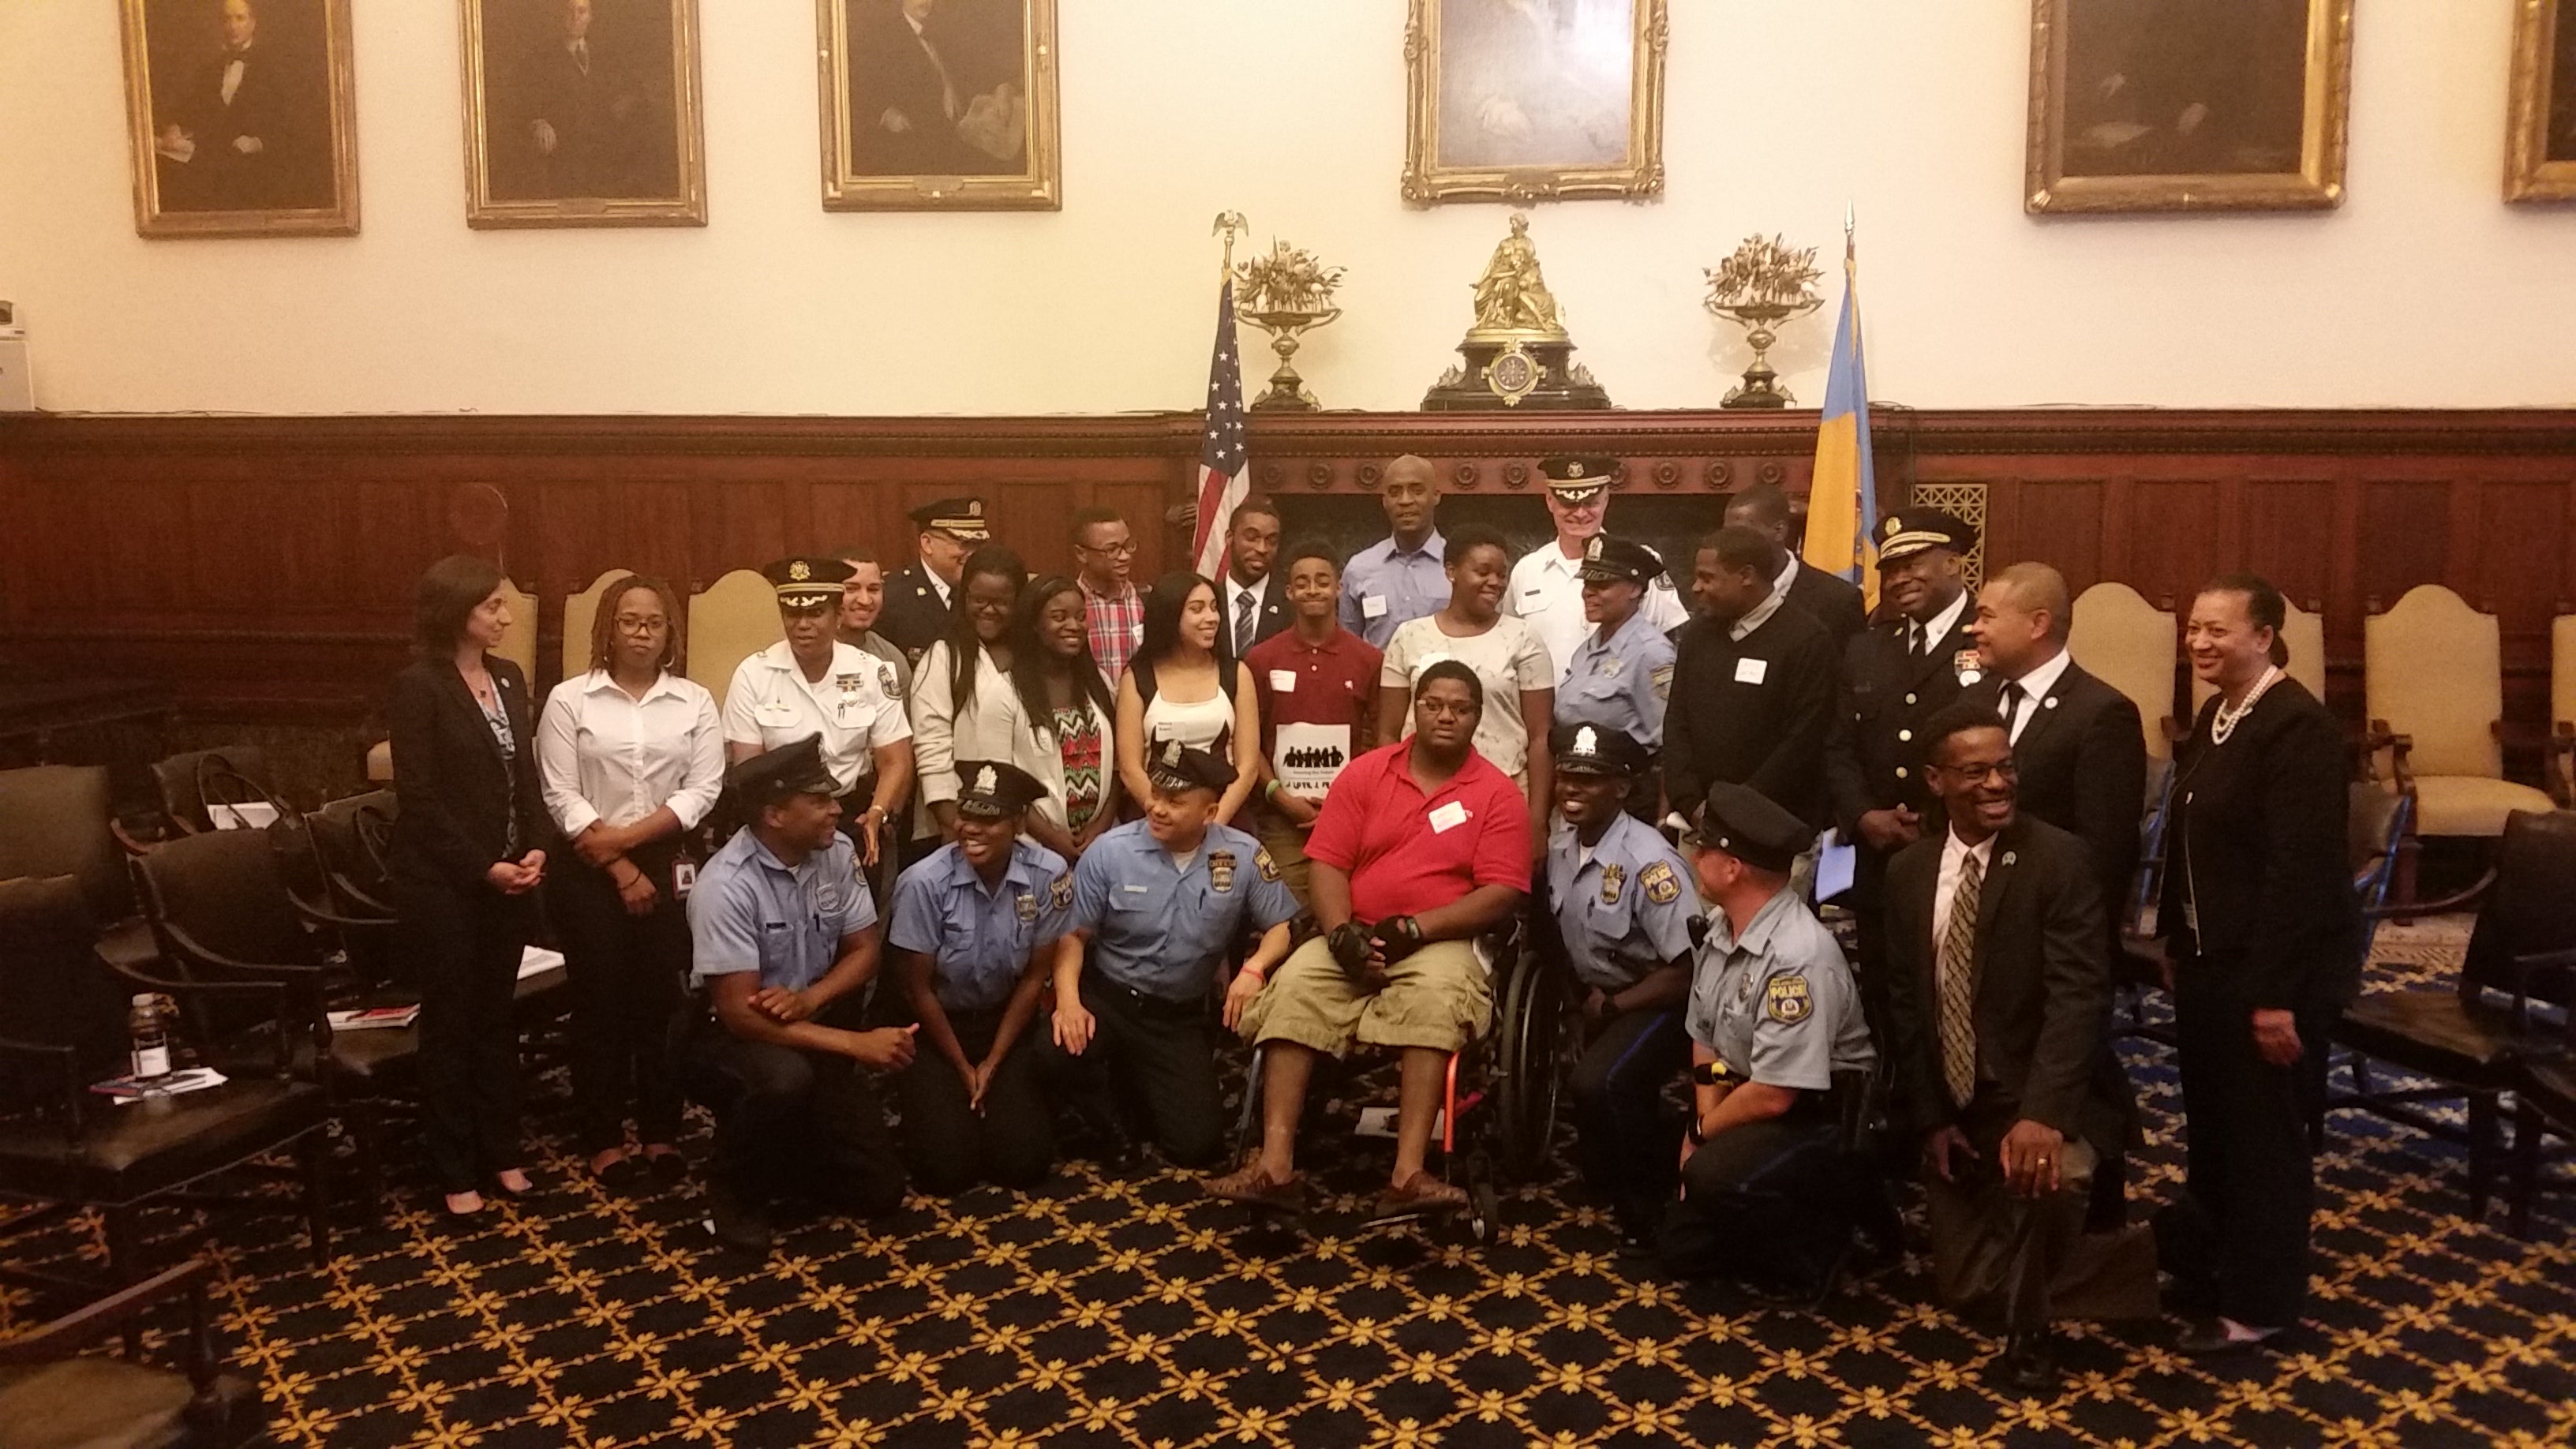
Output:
top-left (1046, 742), bottom-right (1299, 1167)
top-left (721, 556), bottom-right (915, 867)
top-left (1545, 724), bottom-right (1698, 1255)
top-left (1660, 781), bottom-right (1878, 1299)
top-left (1507, 456), bottom-right (1688, 682)
top-left (1823, 508), bottom-right (1980, 1037)
top-left (684, 737), bottom-right (919, 1256)
top-left (878, 496), bottom-right (990, 658)
top-left (887, 759), bottom-right (1071, 1195)
top-left (1556, 534), bottom-right (1677, 820)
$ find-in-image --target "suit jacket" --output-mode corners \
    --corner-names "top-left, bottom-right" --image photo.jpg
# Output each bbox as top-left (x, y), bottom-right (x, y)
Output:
top-left (1783, 561), bottom-right (1869, 656)
top-left (1215, 574), bottom-right (1290, 671)
top-left (384, 655), bottom-right (549, 897)
top-left (847, 0), bottom-right (969, 174)
top-left (1964, 659), bottom-right (2146, 934)
top-left (167, 43), bottom-right (327, 211)
top-left (2158, 679), bottom-right (2361, 1010)
top-left (875, 562), bottom-right (956, 659)
top-left (1882, 814), bottom-right (2129, 1159)
top-left (1824, 607), bottom-right (1980, 897)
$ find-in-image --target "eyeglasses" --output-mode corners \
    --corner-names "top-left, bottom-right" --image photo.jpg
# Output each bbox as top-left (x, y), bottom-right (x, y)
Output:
top-left (1079, 539), bottom-right (1138, 557)
top-left (612, 615), bottom-right (668, 634)
top-left (1938, 760), bottom-right (2019, 783)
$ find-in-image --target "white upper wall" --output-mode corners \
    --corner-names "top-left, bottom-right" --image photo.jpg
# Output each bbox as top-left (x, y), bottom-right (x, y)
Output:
top-left (2, 0), bottom-right (2569, 416)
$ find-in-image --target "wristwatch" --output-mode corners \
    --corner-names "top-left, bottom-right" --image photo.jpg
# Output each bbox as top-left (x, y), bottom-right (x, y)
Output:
top-left (1691, 1059), bottom-right (1734, 1088)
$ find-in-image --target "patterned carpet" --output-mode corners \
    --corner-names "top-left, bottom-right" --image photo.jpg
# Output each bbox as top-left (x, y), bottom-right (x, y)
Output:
top-left (5, 916), bottom-right (2571, 1448)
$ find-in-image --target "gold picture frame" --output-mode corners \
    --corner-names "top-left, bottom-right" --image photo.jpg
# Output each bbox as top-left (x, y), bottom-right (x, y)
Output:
top-left (816, 0), bottom-right (1061, 212)
top-left (118, 0), bottom-right (361, 238)
top-left (2025, 0), bottom-right (2353, 215)
top-left (1402, 0), bottom-right (1668, 204)
top-left (460, 0), bottom-right (709, 229)
top-left (2507, 0), bottom-right (2576, 201)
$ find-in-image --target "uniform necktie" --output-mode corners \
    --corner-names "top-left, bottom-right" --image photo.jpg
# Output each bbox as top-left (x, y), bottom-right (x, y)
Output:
top-left (1999, 681), bottom-right (2025, 738)
top-left (1938, 852), bottom-right (1983, 1106)
top-left (1234, 590), bottom-right (1255, 655)
top-left (1908, 620), bottom-right (1926, 659)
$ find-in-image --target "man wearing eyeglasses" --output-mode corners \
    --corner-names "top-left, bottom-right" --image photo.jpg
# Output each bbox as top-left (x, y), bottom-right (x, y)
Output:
top-left (1072, 506), bottom-right (1146, 685)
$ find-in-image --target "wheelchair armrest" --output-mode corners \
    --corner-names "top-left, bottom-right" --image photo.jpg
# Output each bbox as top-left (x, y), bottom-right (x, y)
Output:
top-left (0, 1259), bottom-right (214, 1369)
top-left (2364, 868), bottom-right (2494, 920)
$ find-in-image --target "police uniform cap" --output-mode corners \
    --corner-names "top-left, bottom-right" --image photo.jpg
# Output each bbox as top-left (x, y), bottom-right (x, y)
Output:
top-left (1873, 507), bottom-right (1975, 567)
top-left (726, 734), bottom-right (839, 806)
top-left (1549, 721), bottom-right (1647, 777)
top-left (1696, 781), bottom-right (1809, 874)
top-left (1144, 739), bottom-right (1237, 796)
top-left (1575, 534), bottom-right (1661, 586)
top-left (1538, 455), bottom-right (1616, 504)
top-left (953, 759), bottom-right (1046, 818)
top-left (908, 496), bottom-right (991, 541)
top-left (762, 556), bottom-right (854, 608)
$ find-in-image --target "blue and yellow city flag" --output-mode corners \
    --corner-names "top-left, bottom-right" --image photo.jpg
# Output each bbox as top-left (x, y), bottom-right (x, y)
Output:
top-left (1801, 236), bottom-right (1879, 612)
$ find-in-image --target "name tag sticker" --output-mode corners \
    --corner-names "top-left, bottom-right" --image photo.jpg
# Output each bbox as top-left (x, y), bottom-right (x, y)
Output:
top-left (672, 861), bottom-right (697, 899)
top-left (1734, 657), bottom-right (1769, 686)
top-left (1269, 669), bottom-right (1297, 693)
top-left (1361, 593), bottom-right (1389, 620)
top-left (1428, 800), bottom-right (1470, 833)
top-left (1131, 623), bottom-right (1145, 642)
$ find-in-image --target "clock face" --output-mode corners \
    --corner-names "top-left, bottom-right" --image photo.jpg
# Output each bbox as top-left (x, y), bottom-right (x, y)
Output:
top-left (1488, 349), bottom-right (1539, 403)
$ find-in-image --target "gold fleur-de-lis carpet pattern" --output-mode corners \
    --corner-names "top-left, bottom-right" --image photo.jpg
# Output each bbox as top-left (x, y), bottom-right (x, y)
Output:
top-left (3, 917), bottom-right (2570, 1447)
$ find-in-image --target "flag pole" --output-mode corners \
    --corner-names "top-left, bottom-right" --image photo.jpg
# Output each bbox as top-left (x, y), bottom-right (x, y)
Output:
top-left (1213, 211), bottom-right (1246, 284)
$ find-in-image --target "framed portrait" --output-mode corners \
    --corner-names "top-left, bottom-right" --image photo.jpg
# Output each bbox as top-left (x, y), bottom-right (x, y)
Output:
top-left (118, 0), bottom-right (361, 238)
top-left (1402, 0), bottom-right (1668, 204)
top-left (2025, 0), bottom-right (2354, 214)
top-left (816, 0), bottom-right (1061, 212)
top-left (460, 0), bottom-right (708, 228)
top-left (2507, 0), bottom-right (2576, 200)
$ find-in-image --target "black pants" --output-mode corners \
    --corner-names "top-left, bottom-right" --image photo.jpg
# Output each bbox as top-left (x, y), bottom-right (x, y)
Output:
top-left (395, 873), bottom-right (534, 1194)
top-left (1565, 1005), bottom-right (1688, 1219)
top-left (899, 1008), bottom-right (1053, 1195)
top-left (2160, 952), bottom-right (2333, 1329)
top-left (1659, 1105), bottom-right (1853, 1289)
top-left (549, 855), bottom-right (687, 1154)
top-left (1034, 981), bottom-right (1225, 1168)
top-left (685, 1011), bottom-right (905, 1215)
top-left (1926, 1096), bottom-right (2159, 1332)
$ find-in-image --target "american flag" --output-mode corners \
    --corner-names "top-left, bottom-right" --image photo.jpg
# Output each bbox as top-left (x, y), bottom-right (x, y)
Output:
top-left (1189, 278), bottom-right (1249, 582)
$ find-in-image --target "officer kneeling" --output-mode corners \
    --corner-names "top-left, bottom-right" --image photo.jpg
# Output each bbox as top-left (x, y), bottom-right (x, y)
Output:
top-left (684, 736), bottom-right (919, 1255)
top-left (1661, 781), bottom-right (1878, 1297)
top-left (1044, 741), bottom-right (1299, 1167)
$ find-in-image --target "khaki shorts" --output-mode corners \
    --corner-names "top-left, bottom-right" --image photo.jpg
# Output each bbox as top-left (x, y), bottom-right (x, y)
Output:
top-left (1255, 815), bottom-right (1316, 908)
top-left (1237, 935), bottom-right (1492, 1058)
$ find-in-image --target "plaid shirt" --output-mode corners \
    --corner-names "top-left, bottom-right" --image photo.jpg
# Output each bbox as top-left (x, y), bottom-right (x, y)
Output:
top-left (1081, 578), bottom-right (1145, 685)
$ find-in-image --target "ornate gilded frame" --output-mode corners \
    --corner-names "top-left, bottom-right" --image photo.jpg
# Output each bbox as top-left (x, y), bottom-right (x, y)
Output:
top-left (118, 0), bottom-right (361, 238)
top-left (2024, 0), bottom-right (2353, 215)
top-left (815, 0), bottom-right (1061, 212)
top-left (1402, 0), bottom-right (1668, 204)
top-left (2507, 0), bottom-right (2576, 201)
top-left (460, 0), bottom-right (709, 229)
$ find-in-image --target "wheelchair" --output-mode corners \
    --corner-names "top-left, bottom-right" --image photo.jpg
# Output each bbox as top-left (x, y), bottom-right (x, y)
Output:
top-left (1229, 909), bottom-right (1580, 1243)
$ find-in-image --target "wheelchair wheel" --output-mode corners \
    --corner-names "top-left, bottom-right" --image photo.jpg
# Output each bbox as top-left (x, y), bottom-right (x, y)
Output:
top-left (1492, 946), bottom-right (1569, 1182)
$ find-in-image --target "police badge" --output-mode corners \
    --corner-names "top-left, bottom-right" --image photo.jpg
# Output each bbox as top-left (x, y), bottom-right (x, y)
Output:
top-left (1208, 851), bottom-right (1237, 893)
top-left (1599, 863), bottom-right (1625, 905)
top-left (1765, 975), bottom-right (1813, 1024)
top-left (1015, 893), bottom-right (1039, 923)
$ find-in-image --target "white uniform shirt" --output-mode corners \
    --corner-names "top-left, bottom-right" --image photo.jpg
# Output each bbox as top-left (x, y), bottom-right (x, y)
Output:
top-left (1507, 540), bottom-right (1689, 685)
top-left (537, 670), bottom-right (726, 838)
top-left (721, 640), bottom-right (912, 794)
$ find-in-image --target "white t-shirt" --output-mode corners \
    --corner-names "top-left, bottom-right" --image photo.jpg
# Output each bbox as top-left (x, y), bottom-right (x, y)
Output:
top-left (721, 641), bottom-right (910, 793)
top-left (1379, 613), bottom-right (1553, 781)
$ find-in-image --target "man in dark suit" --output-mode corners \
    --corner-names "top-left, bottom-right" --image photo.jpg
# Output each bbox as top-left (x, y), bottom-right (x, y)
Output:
top-left (1724, 483), bottom-right (1868, 654)
top-left (876, 496), bottom-right (987, 660)
top-left (1881, 703), bottom-right (2157, 1391)
top-left (847, 0), bottom-right (970, 174)
top-left (1215, 497), bottom-right (1290, 671)
top-left (1824, 508), bottom-right (1981, 1035)
top-left (504, 0), bottom-right (662, 200)
top-left (1963, 563), bottom-right (2148, 945)
top-left (155, 0), bottom-right (329, 213)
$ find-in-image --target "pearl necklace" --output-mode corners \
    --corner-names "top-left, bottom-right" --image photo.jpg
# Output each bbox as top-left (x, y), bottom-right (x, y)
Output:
top-left (2209, 665), bottom-right (2281, 746)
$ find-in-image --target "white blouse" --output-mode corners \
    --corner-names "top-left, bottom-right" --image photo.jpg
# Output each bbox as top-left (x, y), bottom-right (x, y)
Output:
top-left (537, 670), bottom-right (725, 837)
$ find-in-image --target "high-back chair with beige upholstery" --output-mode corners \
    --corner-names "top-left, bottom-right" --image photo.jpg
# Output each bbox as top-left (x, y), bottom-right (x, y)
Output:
top-left (492, 577), bottom-right (540, 682)
top-left (687, 569), bottom-right (781, 704)
top-left (2067, 582), bottom-right (2179, 764)
top-left (560, 568), bottom-right (638, 683)
top-left (2551, 613), bottom-right (2575, 806)
top-left (2192, 599), bottom-right (2325, 717)
top-left (2363, 586), bottom-right (2555, 856)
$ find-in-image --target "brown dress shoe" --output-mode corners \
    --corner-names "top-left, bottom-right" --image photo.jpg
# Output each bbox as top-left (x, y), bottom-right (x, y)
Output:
top-left (1206, 1162), bottom-right (1307, 1211)
top-left (1370, 1170), bottom-right (1468, 1222)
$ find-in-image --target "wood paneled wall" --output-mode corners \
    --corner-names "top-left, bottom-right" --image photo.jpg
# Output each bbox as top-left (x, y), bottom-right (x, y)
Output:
top-left (4, 409), bottom-right (2572, 757)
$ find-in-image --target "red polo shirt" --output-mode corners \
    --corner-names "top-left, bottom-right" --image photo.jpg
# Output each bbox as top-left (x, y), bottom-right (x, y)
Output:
top-left (1305, 738), bottom-right (1531, 921)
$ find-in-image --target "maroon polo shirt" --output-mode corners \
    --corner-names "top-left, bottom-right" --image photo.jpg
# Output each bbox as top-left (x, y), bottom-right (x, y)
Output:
top-left (1247, 625), bottom-right (1382, 758)
top-left (1305, 738), bottom-right (1531, 922)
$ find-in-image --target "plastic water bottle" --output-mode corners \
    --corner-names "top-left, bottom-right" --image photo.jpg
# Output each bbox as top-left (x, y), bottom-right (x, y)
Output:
top-left (128, 994), bottom-right (171, 1080)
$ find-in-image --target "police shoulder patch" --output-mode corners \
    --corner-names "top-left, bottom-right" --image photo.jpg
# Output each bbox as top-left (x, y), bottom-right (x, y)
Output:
top-left (1640, 859), bottom-right (1681, 905)
top-left (1254, 846), bottom-right (1280, 882)
top-left (1765, 974), bottom-right (1813, 1024)
top-left (1649, 664), bottom-right (1674, 699)
top-left (1050, 871), bottom-right (1073, 911)
top-left (878, 661), bottom-right (902, 700)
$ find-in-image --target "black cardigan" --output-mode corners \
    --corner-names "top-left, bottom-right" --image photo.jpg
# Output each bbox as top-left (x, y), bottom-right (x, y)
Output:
top-left (2159, 678), bottom-right (2361, 1010)
top-left (384, 654), bottom-right (550, 895)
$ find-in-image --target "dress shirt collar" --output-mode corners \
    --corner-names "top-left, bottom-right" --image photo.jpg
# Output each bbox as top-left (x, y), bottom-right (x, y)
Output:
top-left (1729, 587), bottom-right (1787, 642)
top-left (1909, 588), bottom-right (1970, 652)
top-left (1381, 529), bottom-right (1443, 562)
top-left (2005, 647), bottom-right (2073, 705)
top-left (920, 559), bottom-right (953, 606)
top-left (1770, 551), bottom-right (1799, 600)
top-left (1705, 885), bottom-right (1801, 958)
top-left (1079, 576), bottom-right (1138, 606)
top-left (578, 668), bottom-right (687, 705)
top-left (1941, 826), bottom-right (1997, 878)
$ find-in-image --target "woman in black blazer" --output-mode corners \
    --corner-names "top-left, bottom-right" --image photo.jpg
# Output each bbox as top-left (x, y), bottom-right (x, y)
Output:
top-left (2156, 572), bottom-right (2360, 1354)
top-left (387, 555), bottom-right (552, 1218)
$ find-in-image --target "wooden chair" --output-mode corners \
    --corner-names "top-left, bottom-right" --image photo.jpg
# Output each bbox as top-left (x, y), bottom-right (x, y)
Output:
top-left (2506, 1010), bottom-right (2575, 1241)
top-left (2190, 598), bottom-right (2325, 716)
top-left (0, 1258), bottom-right (267, 1447)
top-left (2550, 612), bottom-right (2574, 807)
top-left (686, 568), bottom-right (780, 702)
top-left (147, 746), bottom-right (282, 837)
top-left (2067, 581), bottom-right (2181, 765)
top-left (560, 567), bottom-right (638, 683)
top-left (0, 763), bottom-right (159, 976)
top-left (493, 576), bottom-right (540, 683)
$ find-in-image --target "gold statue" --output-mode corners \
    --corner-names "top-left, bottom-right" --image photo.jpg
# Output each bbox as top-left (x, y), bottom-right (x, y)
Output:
top-left (1466, 214), bottom-right (1567, 341)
